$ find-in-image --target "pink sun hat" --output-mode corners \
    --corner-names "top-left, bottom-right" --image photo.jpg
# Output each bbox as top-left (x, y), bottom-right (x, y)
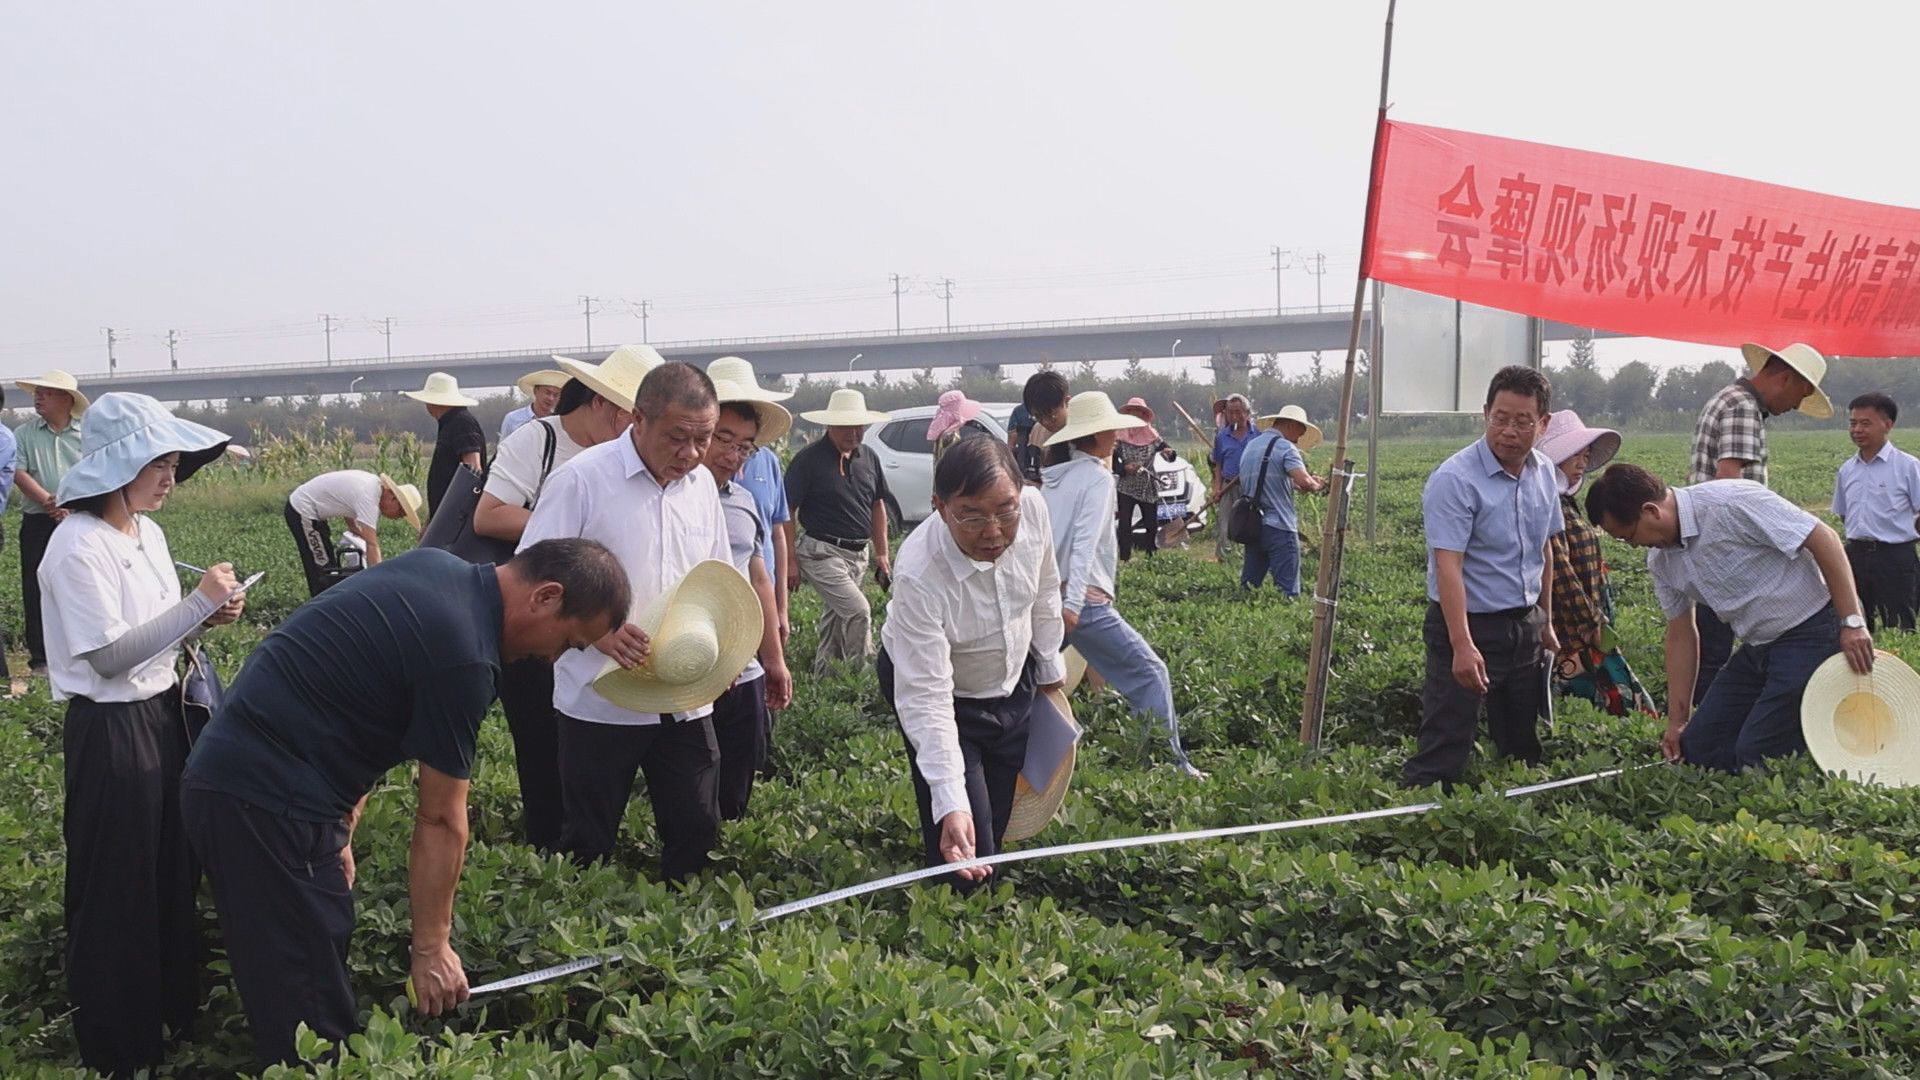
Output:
top-left (927, 390), bottom-right (984, 441)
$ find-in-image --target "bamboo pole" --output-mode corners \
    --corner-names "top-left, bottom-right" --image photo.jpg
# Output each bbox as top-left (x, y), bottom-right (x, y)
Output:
top-left (1299, 0), bottom-right (1397, 749)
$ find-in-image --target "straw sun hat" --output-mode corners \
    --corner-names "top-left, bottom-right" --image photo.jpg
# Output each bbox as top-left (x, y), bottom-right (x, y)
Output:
top-left (1043, 391), bottom-right (1146, 446)
top-left (56, 393), bottom-right (229, 506)
top-left (713, 378), bottom-right (793, 445)
top-left (1003, 686), bottom-right (1081, 843)
top-left (800, 388), bottom-right (889, 427)
top-left (1740, 341), bottom-right (1833, 419)
top-left (592, 560), bottom-right (765, 715)
top-left (553, 344), bottom-right (663, 413)
top-left (403, 371), bottom-right (479, 408)
top-left (515, 369), bottom-right (570, 398)
top-left (378, 473), bottom-right (424, 532)
top-left (708, 356), bottom-right (794, 402)
top-left (1060, 646), bottom-right (1089, 695)
top-left (16, 369), bottom-right (90, 415)
top-left (1801, 650), bottom-right (1920, 788)
top-left (1258, 404), bottom-right (1324, 451)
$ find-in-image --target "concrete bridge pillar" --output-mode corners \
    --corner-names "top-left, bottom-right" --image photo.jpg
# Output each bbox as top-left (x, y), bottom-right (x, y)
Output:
top-left (1209, 351), bottom-right (1252, 391)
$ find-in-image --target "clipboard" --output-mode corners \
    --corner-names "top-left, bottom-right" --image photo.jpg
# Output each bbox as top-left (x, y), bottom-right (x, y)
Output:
top-left (1019, 687), bottom-right (1082, 791)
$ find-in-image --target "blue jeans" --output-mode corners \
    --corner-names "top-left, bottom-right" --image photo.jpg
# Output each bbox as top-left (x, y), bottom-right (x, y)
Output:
top-left (1241, 523), bottom-right (1300, 595)
top-left (1681, 605), bottom-right (1837, 773)
top-left (1066, 603), bottom-right (1197, 773)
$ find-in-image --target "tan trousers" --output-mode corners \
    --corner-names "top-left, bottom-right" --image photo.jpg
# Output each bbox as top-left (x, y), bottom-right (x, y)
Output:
top-left (797, 535), bottom-right (873, 673)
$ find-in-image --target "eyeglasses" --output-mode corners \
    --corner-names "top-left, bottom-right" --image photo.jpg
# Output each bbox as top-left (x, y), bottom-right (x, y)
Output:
top-left (951, 508), bottom-right (1022, 533)
top-left (1486, 413), bottom-right (1538, 432)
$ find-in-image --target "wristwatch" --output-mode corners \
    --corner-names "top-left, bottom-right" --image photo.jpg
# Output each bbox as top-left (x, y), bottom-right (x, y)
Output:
top-left (1841, 614), bottom-right (1868, 631)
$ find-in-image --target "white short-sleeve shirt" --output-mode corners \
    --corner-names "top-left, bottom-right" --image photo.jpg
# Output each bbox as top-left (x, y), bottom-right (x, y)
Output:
top-left (39, 513), bottom-right (184, 703)
top-left (289, 470), bottom-right (384, 528)
top-left (483, 416), bottom-right (592, 510)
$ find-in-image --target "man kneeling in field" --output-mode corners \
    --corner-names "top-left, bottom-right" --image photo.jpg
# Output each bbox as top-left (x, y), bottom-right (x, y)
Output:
top-left (180, 539), bottom-right (628, 1066)
top-left (1585, 463), bottom-right (1874, 771)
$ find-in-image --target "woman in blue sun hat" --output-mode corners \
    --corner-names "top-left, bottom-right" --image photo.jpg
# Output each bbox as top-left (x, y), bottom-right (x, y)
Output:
top-left (41, 392), bottom-right (247, 1075)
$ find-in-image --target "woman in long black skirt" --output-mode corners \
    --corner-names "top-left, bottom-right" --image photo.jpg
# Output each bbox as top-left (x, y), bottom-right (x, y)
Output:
top-left (40, 393), bottom-right (244, 1076)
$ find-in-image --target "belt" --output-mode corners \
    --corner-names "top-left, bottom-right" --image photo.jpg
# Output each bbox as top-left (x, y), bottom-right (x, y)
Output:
top-left (811, 534), bottom-right (869, 552)
top-left (1845, 538), bottom-right (1915, 551)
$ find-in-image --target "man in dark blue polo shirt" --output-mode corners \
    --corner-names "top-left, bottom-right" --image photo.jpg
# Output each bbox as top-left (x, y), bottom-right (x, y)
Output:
top-left (180, 540), bottom-right (628, 1066)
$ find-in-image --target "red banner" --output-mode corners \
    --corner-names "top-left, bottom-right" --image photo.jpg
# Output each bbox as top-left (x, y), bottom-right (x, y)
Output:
top-left (1363, 121), bottom-right (1920, 357)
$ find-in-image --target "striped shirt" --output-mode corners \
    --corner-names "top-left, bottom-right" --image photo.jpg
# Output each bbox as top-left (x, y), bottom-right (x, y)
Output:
top-left (1688, 380), bottom-right (1768, 486)
top-left (1647, 480), bottom-right (1829, 645)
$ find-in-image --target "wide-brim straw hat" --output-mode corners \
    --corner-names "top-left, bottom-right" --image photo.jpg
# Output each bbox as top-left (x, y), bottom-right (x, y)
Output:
top-left (515, 369), bottom-right (570, 398)
top-left (1003, 687), bottom-right (1080, 843)
top-left (17, 369), bottom-right (90, 415)
top-left (708, 356), bottom-right (793, 402)
top-left (1802, 650), bottom-right (1920, 787)
top-left (379, 473), bottom-right (424, 532)
top-left (403, 371), bottom-right (479, 408)
top-left (1060, 646), bottom-right (1089, 695)
top-left (1533, 409), bottom-right (1620, 472)
top-left (1257, 404), bottom-right (1325, 451)
top-left (56, 392), bottom-right (230, 505)
top-left (1118, 397), bottom-right (1156, 423)
top-left (1044, 391), bottom-right (1147, 446)
top-left (927, 390), bottom-right (984, 442)
top-left (1740, 341), bottom-right (1833, 419)
top-left (554, 343), bottom-right (663, 413)
top-left (592, 560), bottom-right (764, 715)
top-left (801, 388), bottom-right (889, 427)
top-left (713, 378), bottom-right (793, 445)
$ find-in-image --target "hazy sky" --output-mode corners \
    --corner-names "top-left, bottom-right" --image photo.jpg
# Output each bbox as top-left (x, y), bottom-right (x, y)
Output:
top-left (4, 1), bottom-right (1914, 384)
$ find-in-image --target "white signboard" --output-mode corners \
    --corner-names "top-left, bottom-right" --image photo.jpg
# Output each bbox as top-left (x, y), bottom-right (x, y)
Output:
top-left (1378, 283), bottom-right (1540, 414)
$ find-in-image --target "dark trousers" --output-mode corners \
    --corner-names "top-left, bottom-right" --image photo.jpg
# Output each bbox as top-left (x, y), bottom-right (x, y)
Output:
top-left (283, 501), bottom-right (343, 599)
top-left (1847, 539), bottom-right (1918, 632)
top-left (21, 511), bottom-right (56, 667)
top-left (0, 520), bottom-right (8, 678)
top-left (1682, 606), bottom-right (1837, 773)
top-left (1404, 603), bottom-right (1546, 787)
top-left (1241, 523), bottom-right (1301, 595)
top-left (499, 658), bottom-right (563, 851)
top-left (1693, 604), bottom-right (1735, 707)
top-left (63, 693), bottom-right (201, 1077)
top-left (712, 676), bottom-right (770, 821)
top-left (877, 648), bottom-right (1033, 893)
top-left (182, 786), bottom-right (354, 1068)
top-left (556, 713), bottom-right (720, 881)
top-left (1117, 492), bottom-right (1157, 560)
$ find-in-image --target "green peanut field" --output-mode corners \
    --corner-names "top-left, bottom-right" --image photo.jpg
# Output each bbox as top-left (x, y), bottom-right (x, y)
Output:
top-left (5, 430), bottom-right (1920, 1078)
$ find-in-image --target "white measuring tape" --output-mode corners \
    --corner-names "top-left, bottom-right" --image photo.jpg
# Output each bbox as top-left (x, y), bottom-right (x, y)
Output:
top-left (465, 762), bottom-right (1657, 997)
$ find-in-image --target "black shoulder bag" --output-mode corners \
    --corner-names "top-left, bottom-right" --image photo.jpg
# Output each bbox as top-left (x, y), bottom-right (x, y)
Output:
top-left (1226, 437), bottom-right (1279, 545)
top-left (422, 420), bottom-right (558, 565)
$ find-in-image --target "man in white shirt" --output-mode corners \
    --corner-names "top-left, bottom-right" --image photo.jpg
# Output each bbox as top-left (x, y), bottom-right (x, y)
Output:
top-left (473, 353), bottom-right (645, 852)
top-left (284, 469), bottom-right (423, 597)
top-left (1832, 392), bottom-right (1920, 631)
top-left (878, 436), bottom-right (1066, 891)
top-left (1587, 463), bottom-right (1873, 772)
top-left (518, 362), bottom-right (731, 879)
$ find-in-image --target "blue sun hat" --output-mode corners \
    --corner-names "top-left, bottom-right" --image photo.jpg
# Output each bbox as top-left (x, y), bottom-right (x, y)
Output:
top-left (56, 393), bottom-right (230, 506)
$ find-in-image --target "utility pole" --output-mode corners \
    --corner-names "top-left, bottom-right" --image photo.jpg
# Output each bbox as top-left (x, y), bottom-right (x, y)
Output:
top-left (1303, 251), bottom-right (1328, 312)
top-left (936, 278), bottom-right (955, 330)
top-left (639, 299), bottom-right (651, 343)
top-left (379, 316), bottom-right (394, 361)
top-left (1271, 246), bottom-right (1293, 313)
top-left (580, 295), bottom-right (600, 348)
top-left (320, 313), bottom-right (337, 365)
top-left (104, 327), bottom-right (118, 373)
top-left (891, 273), bottom-right (904, 333)
top-left (166, 329), bottom-right (179, 371)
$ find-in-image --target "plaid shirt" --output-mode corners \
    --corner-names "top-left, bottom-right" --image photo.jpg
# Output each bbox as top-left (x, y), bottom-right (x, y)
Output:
top-left (1688, 379), bottom-right (1769, 486)
top-left (1549, 493), bottom-right (1607, 654)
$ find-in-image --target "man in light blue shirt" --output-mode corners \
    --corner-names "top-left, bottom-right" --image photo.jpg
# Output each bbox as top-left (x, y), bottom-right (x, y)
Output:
top-left (1237, 407), bottom-right (1326, 595)
top-left (1406, 366), bottom-right (1563, 788)
top-left (1832, 391), bottom-right (1920, 631)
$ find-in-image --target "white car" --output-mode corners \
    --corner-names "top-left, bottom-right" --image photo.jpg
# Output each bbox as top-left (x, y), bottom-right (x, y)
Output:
top-left (863, 403), bottom-right (1017, 525)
